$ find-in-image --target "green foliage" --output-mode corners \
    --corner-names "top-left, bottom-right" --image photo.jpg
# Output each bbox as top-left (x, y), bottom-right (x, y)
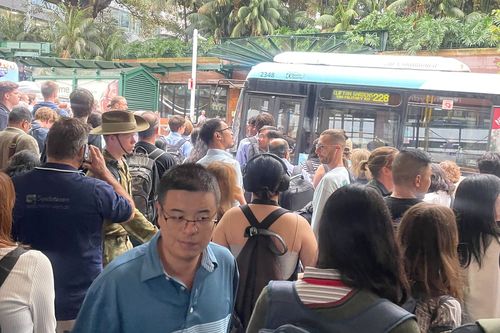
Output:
top-left (52, 5), bottom-right (102, 58)
top-left (0, 12), bottom-right (51, 42)
top-left (354, 11), bottom-right (498, 52)
top-left (93, 13), bottom-right (128, 60)
top-left (123, 38), bottom-right (190, 58)
top-left (231, 0), bottom-right (283, 37)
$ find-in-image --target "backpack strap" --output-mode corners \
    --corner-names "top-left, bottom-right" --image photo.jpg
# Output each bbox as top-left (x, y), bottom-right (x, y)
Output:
top-left (148, 148), bottom-right (165, 162)
top-left (7, 133), bottom-right (23, 160)
top-left (240, 205), bottom-right (289, 256)
top-left (0, 247), bottom-right (27, 288)
top-left (173, 138), bottom-right (187, 149)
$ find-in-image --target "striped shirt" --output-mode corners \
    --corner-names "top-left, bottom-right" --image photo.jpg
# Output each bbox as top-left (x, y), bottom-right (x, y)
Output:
top-left (295, 267), bottom-right (353, 307)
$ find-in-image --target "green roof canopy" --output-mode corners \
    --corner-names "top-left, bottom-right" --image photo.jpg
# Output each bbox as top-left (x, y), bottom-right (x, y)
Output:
top-left (208, 31), bottom-right (389, 66)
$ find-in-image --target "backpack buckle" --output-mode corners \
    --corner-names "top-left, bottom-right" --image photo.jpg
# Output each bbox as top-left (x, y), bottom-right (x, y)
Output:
top-left (245, 226), bottom-right (259, 238)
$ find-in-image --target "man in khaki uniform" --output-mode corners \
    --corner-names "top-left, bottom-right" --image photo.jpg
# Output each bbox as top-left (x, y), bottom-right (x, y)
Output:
top-left (90, 110), bottom-right (157, 265)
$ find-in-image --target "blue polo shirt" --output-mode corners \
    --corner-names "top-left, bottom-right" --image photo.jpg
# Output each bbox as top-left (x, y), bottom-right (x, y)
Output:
top-left (72, 233), bottom-right (238, 333)
top-left (12, 163), bottom-right (133, 321)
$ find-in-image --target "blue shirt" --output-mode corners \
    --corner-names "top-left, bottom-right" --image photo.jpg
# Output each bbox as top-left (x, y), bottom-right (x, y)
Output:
top-left (162, 131), bottom-right (193, 158)
top-left (236, 137), bottom-right (251, 169)
top-left (32, 101), bottom-right (70, 118)
top-left (198, 149), bottom-right (243, 187)
top-left (12, 163), bottom-right (133, 320)
top-left (72, 233), bottom-right (238, 333)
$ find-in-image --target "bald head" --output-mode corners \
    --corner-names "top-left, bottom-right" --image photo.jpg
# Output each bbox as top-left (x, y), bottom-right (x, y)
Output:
top-left (269, 138), bottom-right (289, 159)
top-left (138, 111), bottom-right (159, 140)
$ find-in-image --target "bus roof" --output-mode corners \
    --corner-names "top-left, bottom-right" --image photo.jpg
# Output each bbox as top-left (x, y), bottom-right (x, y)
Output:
top-left (247, 62), bottom-right (500, 95)
top-left (273, 52), bottom-right (471, 72)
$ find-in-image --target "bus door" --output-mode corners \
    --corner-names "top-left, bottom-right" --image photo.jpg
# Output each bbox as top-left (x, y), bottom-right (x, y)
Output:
top-left (240, 93), bottom-right (276, 139)
top-left (275, 96), bottom-right (306, 162)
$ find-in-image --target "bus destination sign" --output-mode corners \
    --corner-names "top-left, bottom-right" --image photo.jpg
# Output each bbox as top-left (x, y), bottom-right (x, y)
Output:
top-left (332, 89), bottom-right (391, 104)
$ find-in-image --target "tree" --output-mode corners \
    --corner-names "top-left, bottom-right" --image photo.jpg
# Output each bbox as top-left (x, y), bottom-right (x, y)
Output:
top-left (315, 0), bottom-right (360, 32)
top-left (52, 5), bottom-right (102, 58)
top-left (231, 0), bottom-right (282, 37)
top-left (44, 0), bottom-right (112, 17)
top-left (93, 13), bottom-right (127, 60)
top-left (386, 0), bottom-right (464, 17)
top-left (188, 0), bottom-right (235, 42)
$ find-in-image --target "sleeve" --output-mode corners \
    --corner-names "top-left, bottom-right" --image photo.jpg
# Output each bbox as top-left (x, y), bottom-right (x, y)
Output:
top-left (246, 287), bottom-right (270, 333)
top-left (119, 209), bottom-right (158, 244)
top-left (94, 180), bottom-right (133, 223)
top-left (183, 141), bottom-right (193, 158)
top-left (30, 252), bottom-right (56, 333)
top-left (72, 277), bottom-right (120, 333)
top-left (311, 178), bottom-right (334, 236)
top-left (430, 297), bottom-right (462, 331)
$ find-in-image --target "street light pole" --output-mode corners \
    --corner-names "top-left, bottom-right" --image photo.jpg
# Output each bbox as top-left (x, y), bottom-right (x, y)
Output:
top-left (189, 29), bottom-right (198, 121)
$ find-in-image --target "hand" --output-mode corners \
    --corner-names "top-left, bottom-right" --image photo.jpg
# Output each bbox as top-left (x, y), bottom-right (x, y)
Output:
top-left (83, 145), bottom-right (111, 180)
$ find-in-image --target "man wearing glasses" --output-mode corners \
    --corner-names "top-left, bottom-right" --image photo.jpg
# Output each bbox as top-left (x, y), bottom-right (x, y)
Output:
top-left (311, 129), bottom-right (350, 237)
top-left (198, 118), bottom-right (244, 189)
top-left (0, 105), bottom-right (39, 169)
top-left (73, 164), bottom-right (239, 333)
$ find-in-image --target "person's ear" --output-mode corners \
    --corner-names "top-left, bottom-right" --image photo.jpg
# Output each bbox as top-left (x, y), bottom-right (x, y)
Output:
top-left (414, 174), bottom-right (422, 188)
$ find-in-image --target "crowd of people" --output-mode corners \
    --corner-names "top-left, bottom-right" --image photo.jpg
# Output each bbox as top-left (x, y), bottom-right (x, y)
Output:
top-left (0, 79), bottom-right (499, 333)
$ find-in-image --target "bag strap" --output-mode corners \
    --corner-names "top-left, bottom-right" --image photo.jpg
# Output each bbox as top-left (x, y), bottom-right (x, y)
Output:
top-left (0, 247), bottom-right (27, 288)
top-left (240, 204), bottom-right (260, 227)
top-left (239, 205), bottom-right (289, 229)
top-left (173, 138), bottom-right (187, 149)
top-left (148, 148), bottom-right (165, 161)
top-left (7, 133), bottom-right (23, 160)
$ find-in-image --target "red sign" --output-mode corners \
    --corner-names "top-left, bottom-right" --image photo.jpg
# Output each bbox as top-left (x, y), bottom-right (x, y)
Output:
top-left (442, 99), bottom-right (454, 110)
top-left (492, 107), bottom-right (500, 130)
top-left (188, 78), bottom-right (193, 90)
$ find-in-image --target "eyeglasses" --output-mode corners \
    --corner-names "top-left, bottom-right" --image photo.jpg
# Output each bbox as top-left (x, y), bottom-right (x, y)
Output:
top-left (217, 127), bottom-right (231, 133)
top-left (161, 211), bottom-right (217, 228)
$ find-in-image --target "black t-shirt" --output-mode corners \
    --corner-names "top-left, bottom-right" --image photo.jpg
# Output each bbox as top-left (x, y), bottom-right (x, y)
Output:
top-left (384, 196), bottom-right (422, 224)
top-left (134, 141), bottom-right (176, 178)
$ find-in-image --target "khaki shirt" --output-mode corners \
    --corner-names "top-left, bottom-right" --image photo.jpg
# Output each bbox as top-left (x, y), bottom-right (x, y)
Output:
top-left (0, 127), bottom-right (40, 169)
top-left (91, 150), bottom-right (157, 241)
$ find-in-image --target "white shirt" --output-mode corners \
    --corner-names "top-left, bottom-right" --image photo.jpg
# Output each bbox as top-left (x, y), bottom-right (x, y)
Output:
top-left (0, 247), bottom-right (56, 333)
top-left (197, 149), bottom-right (243, 187)
top-left (311, 166), bottom-right (350, 237)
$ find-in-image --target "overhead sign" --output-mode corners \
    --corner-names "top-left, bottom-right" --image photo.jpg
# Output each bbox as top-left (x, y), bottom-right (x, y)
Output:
top-left (321, 88), bottom-right (401, 106)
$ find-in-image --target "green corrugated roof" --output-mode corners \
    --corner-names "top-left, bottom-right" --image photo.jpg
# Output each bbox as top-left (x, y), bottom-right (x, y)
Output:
top-left (208, 31), bottom-right (389, 66)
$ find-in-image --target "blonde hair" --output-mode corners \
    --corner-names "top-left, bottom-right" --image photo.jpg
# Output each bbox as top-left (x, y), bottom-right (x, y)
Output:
top-left (34, 107), bottom-right (59, 123)
top-left (439, 160), bottom-right (461, 184)
top-left (206, 162), bottom-right (240, 218)
top-left (351, 148), bottom-right (370, 179)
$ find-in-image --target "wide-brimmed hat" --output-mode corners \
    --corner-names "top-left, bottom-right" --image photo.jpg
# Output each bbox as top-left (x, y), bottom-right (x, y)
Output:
top-left (90, 110), bottom-right (149, 135)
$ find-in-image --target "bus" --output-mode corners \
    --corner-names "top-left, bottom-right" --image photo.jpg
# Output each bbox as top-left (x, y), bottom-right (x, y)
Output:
top-left (232, 52), bottom-right (500, 169)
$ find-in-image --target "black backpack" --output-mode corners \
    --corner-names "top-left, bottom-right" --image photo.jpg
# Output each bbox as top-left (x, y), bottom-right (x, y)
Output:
top-left (279, 168), bottom-right (314, 211)
top-left (232, 205), bottom-right (290, 332)
top-left (163, 138), bottom-right (187, 164)
top-left (260, 281), bottom-right (415, 333)
top-left (127, 147), bottom-right (163, 223)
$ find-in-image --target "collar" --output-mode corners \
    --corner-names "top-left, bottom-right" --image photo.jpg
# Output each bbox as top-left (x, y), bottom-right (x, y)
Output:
top-left (168, 131), bottom-right (182, 138)
top-left (36, 162), bottom-right (83, 174)
top-left (205, 148), bottom-right (232, 158)
top-left (303, 266), bottom-right (342, 280)
top-left (373, 179), bottom-right (391, 196)
top-left (4, 127), bottom-right (25, 134)
top-left (140, 233), bottom-right (218, 282)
